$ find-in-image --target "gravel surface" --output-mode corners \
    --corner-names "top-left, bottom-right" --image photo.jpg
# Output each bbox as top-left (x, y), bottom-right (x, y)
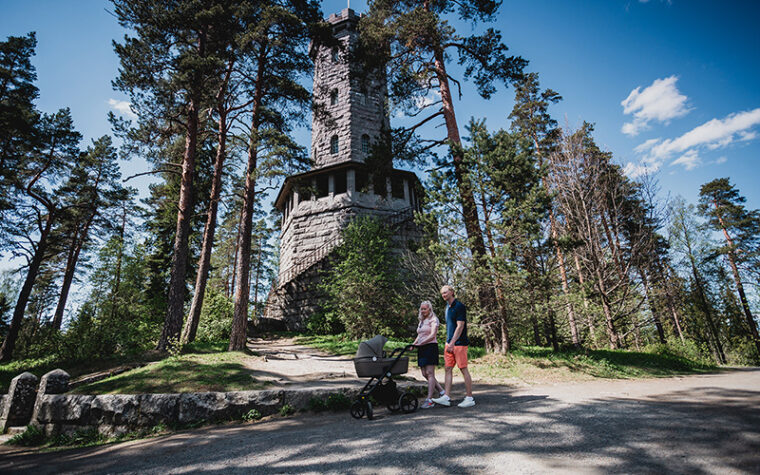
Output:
top-left (2, 369), bottom-right (758, 474)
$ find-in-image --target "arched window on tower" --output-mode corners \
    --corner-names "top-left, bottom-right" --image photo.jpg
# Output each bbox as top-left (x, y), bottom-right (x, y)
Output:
top-left (331, 47), bottom-right (339, 63)
top-left (361, 134), bottom-right (370, 155)
top-left (330, 135), bottom-right (339, 155)
top-left (330, 89), bottom-right (338, 106)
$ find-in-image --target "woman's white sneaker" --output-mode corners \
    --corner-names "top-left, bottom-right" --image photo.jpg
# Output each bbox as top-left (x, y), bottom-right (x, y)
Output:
top-left (457, 396), bottom-right (475, 408)
top-left (431, 394), bottom-right (451, 406)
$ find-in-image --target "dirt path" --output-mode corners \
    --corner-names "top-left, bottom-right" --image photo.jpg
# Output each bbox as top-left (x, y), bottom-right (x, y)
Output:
top-left (242, 336), bottom-right (361, 387)
top-left (3, 369), bottom-right (758, 474)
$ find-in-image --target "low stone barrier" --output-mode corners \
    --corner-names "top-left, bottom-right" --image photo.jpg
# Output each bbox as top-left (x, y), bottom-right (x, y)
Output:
top-left (32, 387), bottom-right (369, 437)
top-left (1, 369), bottom-right (425, 437)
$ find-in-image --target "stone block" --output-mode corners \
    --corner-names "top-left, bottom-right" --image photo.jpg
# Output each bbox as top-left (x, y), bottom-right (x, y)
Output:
top-left (0, 372), bottom-right (38, 431)
top-left (38, 369), bottom-right (70, 395)
top-left (137, 394), bottom-right (180, 427)
top-left (89, 394), bottom-right (141, 428)
top-left (33, 394), bottom-right (94, 428)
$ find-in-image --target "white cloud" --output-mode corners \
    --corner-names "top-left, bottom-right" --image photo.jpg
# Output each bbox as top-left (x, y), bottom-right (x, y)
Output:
top-left (716, 156), bottom-right (727, 164)
top-left (625, 107), bottom-right (760, 176)
top-left (671, 150), bottom-right (701, 170)
top-left (623, 161), bottom-right (658, 178)
top-left (621, 76), bottom-right (691, 136)
top-left (108, 98), bottom-right (137, 119)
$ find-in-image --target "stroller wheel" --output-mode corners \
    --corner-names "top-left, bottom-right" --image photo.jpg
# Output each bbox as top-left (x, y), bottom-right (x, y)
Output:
top-left (366, 401), bottom-right (374, 420)
top-left (399, 392), bottom-right (418, 414)
top-left (350, 401), bottom-right (365, 419)
top-left (387, 400), bottom-right (401, 412)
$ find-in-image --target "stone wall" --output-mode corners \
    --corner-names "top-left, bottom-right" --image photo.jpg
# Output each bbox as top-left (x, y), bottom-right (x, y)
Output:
top-left (2, 368), bottom-right (424, 437)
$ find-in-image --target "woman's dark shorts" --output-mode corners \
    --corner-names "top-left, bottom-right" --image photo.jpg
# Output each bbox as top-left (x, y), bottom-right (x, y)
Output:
top-left (417, 343), bottom-right (439, 367)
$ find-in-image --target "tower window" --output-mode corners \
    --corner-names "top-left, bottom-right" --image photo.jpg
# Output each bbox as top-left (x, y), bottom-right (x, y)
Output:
top-left (391, 175), bottom-right (405, 199)
top-left (316, 175), bottom-right (329, 198)
top-left (330, 135), bottom-right (339, 154)
top-left (355, 169), bottom-right (368, 193)
top-left (373, 174), bottom-right (387, 198)
top-left (334, 170), bottom-right (347, 195)
top-left (331, 48), bottom-right (339, 63)
top-left (361, 134), bottom-right (370, 154)
top-left (359, 87), bottom-right (368, 105)
top-left (330, 89), bottom-right (338, 106)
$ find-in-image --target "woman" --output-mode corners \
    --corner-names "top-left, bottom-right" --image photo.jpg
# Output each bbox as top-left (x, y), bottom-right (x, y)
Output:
top-left (412, 300), bottom-right (445, 409)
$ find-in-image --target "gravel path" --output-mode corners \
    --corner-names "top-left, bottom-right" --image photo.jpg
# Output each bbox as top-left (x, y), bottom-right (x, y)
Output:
top-left (2, 369), bottom-right (758, 474)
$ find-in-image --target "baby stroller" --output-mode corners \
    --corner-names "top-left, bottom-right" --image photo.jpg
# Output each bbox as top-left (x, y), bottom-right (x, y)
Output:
top-left (351, 335), bottom-right (418, 420)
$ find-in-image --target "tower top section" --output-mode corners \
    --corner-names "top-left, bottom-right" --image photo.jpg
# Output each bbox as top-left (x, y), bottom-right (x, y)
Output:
top-left (310, 8), bottom-right (389, 169)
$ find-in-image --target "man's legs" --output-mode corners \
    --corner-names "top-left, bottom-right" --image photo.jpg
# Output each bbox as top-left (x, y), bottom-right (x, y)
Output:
top-left (460, 367), bottom-right (473, 398)
top-left (443, 365), bottom-right (454, 396)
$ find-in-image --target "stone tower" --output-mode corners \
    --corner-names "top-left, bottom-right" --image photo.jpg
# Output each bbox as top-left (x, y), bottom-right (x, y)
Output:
top-left (263, 8), bottom-right (423, 330)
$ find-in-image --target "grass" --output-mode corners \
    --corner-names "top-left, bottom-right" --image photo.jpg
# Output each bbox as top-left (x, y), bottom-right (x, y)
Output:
top-left (0, 351), bottom-right (164, 394)
top-left (296, 334), bottom-right (715, 382)
top-left (71, 349), bottom-right (264, 394)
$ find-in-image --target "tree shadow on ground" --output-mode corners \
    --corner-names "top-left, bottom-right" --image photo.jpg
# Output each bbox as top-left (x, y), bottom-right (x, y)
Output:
top-left (3, 382), bottom-right (759, 474)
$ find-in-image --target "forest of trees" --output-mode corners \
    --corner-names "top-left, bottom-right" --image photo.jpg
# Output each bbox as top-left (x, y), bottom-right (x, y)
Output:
top-left (1, 0), bottom-right (758, 366)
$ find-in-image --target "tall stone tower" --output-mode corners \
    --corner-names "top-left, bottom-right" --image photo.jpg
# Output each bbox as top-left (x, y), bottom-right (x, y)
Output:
top-left (264, 8), bottom-right (423, 330)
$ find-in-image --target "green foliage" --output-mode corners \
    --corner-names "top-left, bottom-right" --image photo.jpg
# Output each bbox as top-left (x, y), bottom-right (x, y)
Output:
top-left (196, 289), bottom-right (234, 342)
top-left (319, 216), bottom-right (412, 339)
top-left (307, 397), bottom-right (328, 412)
top-left (242, 409), bottom-right (262, 422)
top-left (305, 310), bottom-right (344, 335)
top-left (279, 404), bottom-right (294, 417)
top-left (50, 427), bottom-right (106, 447)
top-left (307, 393), bottom-right (351, 412)
top-left (6, 424), bottom-right (45, 446)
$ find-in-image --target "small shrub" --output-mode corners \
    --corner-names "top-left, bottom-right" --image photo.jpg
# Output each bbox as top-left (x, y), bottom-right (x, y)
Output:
top-left (166, 336), bottom-right (183, 359)
top-left (242, 409), bottom-right (262, 422)
top-left (279, 404), bottom-right (294, 417)
top-left (51, 427), bottom-right (105, 447)
top-left (308, 397), bottom-right (328, 412)
top-left (325, 393), bottom-right (351, 410)
top-left (196, 290), bottom-right (234, 342)
top-left (6, 425), bottom-right (45, 446)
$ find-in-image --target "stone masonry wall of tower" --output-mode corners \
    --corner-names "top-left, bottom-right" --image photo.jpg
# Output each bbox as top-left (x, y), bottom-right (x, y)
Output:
top-left (310, 9), bottom-right (389, 168)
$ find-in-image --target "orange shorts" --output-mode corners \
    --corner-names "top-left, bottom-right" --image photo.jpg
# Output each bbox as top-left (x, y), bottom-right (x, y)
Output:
top-left (443, 345), bottom-right (468, 369)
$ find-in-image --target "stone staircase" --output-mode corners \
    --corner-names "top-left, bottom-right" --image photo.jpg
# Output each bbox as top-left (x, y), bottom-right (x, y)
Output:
top-left (276, 206), bottom-right (416, 290)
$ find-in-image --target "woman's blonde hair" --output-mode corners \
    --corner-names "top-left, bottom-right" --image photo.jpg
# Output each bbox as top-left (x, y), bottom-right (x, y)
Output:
top-left (418, 300), bottom-right (437, 322)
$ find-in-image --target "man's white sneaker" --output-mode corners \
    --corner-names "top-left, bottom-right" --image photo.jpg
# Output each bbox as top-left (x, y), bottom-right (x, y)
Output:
top-left (431, 395), bottom-right (451, 406)
top-left (457, 396), bottom-right (475, 408)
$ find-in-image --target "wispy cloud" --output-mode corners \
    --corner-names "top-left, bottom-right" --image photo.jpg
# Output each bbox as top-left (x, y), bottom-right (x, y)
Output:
top-left (621, 76), bottom-right (691, 136)
top-left (108, 98), bottom-right (137, 119)
top-left (625, 107), bottom-right (760, 177)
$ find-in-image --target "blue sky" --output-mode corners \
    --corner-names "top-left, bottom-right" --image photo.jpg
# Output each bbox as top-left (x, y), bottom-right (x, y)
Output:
top-left (2, 0), bottom-right (759, 212)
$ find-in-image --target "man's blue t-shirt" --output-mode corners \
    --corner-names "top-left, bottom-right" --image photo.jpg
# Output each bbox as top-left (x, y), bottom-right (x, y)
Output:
top-left (445, 299), bottom-right (469, 346)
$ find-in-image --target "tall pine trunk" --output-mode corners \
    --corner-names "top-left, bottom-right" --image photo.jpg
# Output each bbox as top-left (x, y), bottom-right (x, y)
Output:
top-left (230, 51), bottom-right (265, 351)
top-left (182, 62), bottom-right (233, 344)
top-left (158, 34), bottom-right (206, 351)
top-left (432, 46), bottom-right (498, 339)
top-left (0, 212), bottom-right (54, 361)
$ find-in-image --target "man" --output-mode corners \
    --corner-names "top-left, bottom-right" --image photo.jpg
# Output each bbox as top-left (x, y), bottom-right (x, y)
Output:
top-left (432, 285), bottom-right (475, 408)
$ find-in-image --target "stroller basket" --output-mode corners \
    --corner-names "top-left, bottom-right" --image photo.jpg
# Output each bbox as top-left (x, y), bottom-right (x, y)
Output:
top-left (354, 357), bottom-right (409, 378)
top-left (352, 335), bottom-right (409, 378)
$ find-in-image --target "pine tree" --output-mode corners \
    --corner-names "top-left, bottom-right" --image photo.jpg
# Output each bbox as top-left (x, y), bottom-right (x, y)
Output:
top-left (0, 109), bottom-right (81, 361)
top-left (228, 0), bottom-right (320, 351)
top-left (51, 136), bottom-right (131, 330)
top-left (359, 1), bottom-right (526, 343)
top-left (698, 178), bottom-right (760, 357)
top-left (112, 0), bottom-right (238, 351)
top-left (0, 33), bottom-right (40, 233)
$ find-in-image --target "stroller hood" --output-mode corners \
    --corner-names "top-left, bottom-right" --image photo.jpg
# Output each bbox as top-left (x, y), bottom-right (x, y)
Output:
top-left (355, 335), bottom-right (387, 359)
